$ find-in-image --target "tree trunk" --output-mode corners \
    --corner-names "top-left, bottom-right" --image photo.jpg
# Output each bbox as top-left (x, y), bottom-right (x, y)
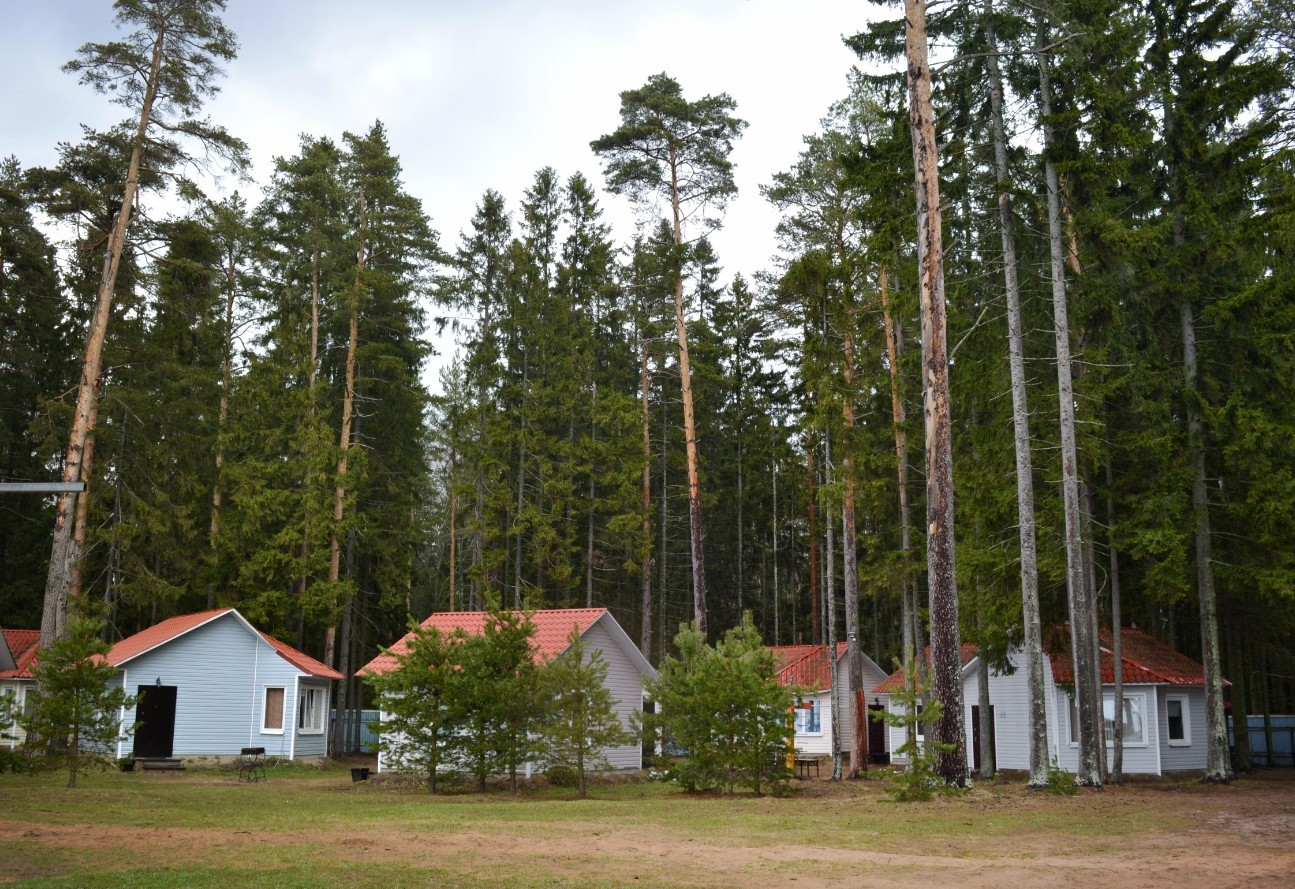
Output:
top-left (1106, 459), bottom-right (1125, 783)
top-left (1038, 15), bottom-right (1101, 787)
top-left (208, 237), bottom-right (239, 609)
top-left (668, 145), bottom-right (707, 635)
top-left (984, 0), bottom-right (1048, 789)
top-left (904, 0), bottom-right (966, 786)
top-left (806, 430), bottom-right (819, 646)
top-left (514, 350), bottom-right (529, 610)
top-left (1228, 619), bottom-right (1251, 772)
top-left (326, 184), bottom-right (365, 666)
top-left (41, 23), bottom-right (167, 649)
top-left (1180, 294), bottom-right (1232, 782)
top-left (824, 433), bottom-right (842, 780)
top-left (67, 400), bottom-right (98, 602)
top-left (841, 260), bottom-right (865, 777)
top-left (296, 246), bottom-right (322, 613)
top-left (640, 337), bottom-right (653, 658)
top-left (977, 591), bottom-right (995, 781)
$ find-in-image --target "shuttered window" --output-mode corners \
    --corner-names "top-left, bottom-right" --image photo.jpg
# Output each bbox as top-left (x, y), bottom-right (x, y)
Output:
top-left (263, 687), bottom-right (285, 732)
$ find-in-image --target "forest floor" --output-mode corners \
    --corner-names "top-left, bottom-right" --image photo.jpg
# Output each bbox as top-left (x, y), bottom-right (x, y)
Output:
top-left (1, 760), bottom-right (1292, 888)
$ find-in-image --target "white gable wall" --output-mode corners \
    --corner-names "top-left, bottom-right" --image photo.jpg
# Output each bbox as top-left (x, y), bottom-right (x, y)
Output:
top-left (581, 616), bottom-right (646, 770)
top-left (116, 613), bottom-right (322, 759)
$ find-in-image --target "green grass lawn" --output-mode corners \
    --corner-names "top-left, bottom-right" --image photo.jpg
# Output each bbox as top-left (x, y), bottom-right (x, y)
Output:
top-left (0, 762), bottom-right (1231, 889)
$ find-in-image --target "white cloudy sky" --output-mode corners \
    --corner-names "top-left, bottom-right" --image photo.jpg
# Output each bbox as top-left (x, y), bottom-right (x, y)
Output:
top-left (3, 0), bottom-right (884, 373)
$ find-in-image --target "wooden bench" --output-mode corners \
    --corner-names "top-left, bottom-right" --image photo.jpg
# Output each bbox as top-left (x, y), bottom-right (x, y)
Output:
top-left (237, 747), bottom-right (266, 782)
top-left (794, 755), bottom-right (820, 779)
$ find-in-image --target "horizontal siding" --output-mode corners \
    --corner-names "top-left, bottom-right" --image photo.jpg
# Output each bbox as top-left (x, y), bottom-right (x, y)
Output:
top-left (1159, 687), bottom-right (1208, 771)
top-left (583, 619), bottom-right (645, 770)
top-left (793, 691), bottom-right (833, 757)
top-left (379, 616), bottom-right (649, 775)
top-left (118, 612), bottom-right (325, 759)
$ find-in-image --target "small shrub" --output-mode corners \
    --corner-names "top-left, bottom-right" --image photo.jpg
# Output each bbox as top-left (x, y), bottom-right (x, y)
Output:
top-left (1044, 758), bottom-right (1078, 795)
top-left (881, 659), bottom-right (961, 802)
top-left (545, 765), bottom-right (580, 788)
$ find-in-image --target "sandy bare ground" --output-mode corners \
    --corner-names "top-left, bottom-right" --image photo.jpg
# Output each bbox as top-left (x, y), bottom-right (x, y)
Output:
top-left (4, 771), bottom-right (1294, 888)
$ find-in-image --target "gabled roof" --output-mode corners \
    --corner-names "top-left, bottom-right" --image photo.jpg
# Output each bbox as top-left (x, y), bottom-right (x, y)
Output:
top-left (769, 642), bottom-right (848, 691)
top-left (1048, 626), bottom-right (1218, 687)
top-left (0, 629), bottom-right (40, 680)
top-left (106, 609), bottom-right (342, 680)
top-left (361, 608), bottom-right (655, 679)
top-left (873, 643), bottom-right (979, 694)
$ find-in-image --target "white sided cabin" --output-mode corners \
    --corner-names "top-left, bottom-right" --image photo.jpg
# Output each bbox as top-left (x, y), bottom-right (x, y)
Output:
top-left (362, 608), bottom-right (657, 775)
top-left (105, 609), bottom-right (342, 761)
top-left (770, 643), bottom-right (890, 761)
top-left (877, 629), bottom-right (1217, 776)
top-left (1, 628), bottom-right (39, 749)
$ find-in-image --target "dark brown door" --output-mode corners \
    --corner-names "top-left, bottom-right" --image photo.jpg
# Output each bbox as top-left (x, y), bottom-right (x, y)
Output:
top-left (133, 685), bottom-right (177, 758)
top-left (971, 704), bottom-right (995, 772)
top-left (868, 703), bottom-right (887, 763)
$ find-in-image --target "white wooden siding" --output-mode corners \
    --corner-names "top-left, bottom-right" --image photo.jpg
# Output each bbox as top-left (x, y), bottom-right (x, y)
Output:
top-left (1157, 686), bottom-right (1208, 771)
top-left (116, 612), bottom-right (326, 759)
top-left (582, 618), bottom-right (645, 770)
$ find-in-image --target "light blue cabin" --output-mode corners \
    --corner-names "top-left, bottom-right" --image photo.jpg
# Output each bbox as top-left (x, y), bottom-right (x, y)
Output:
top-left (106, 609), bottom-right (342, 761)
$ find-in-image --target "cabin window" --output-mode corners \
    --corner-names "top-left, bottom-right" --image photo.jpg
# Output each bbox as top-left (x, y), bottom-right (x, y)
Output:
top-left (1069, 694), bottom-right (1146, 746)
top-left (794, 699), bottom-right (821, 734)
top-left (1, 687), bottom-right (17, 740)
top-left (298, 686), bottom-right (325, 734)
top-left (1166, 695), bottom-right (1190, 746)
top-left (262, 687), bottom-right (286, 733)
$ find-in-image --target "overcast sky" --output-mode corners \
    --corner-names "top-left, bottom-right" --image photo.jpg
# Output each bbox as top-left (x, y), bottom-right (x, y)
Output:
top-left (3, 0), bottom-right (883, 374)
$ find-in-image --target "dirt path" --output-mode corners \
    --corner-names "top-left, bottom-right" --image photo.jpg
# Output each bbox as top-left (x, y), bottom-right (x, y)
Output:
top-left (4, 773), bottom-right (1294, 888)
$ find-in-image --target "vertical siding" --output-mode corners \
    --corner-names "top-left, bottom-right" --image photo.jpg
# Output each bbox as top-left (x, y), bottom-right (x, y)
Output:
top-left (582, 619), bottom-right (645, 770)
top-left (117, 613), bottom-right (323, 759)
top-left (1158, 686), bottom-right (1208, 771)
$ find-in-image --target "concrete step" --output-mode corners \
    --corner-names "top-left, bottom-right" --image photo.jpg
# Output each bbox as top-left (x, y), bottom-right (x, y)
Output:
top-left (137, 758), bottom-right (185, 771)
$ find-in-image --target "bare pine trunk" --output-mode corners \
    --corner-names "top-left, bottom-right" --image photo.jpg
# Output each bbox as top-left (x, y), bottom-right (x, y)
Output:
top-left (1180, 294), bottom-right (1231, 782)
top-left (208, 242), bottom-right (238, 609)
top-left (824, 433), bottom-right (842, 780)
top-left (985, 0), bottom-right (1047, 788)
top-left (1038, 19), bottom-right (1101, 786)
top-left (842, 280), bottom-right (864, 777)
top-left (806, 430), bottom-right (819, 645)
top-left (640, 338), bottom-right (653, 658)
top-left (67, 399), bottom-right (98, 602)
top-left (1107, 459), bottom-right (1125, 783)
top-left (326, 186), bottom-right (365, 666)
top-left (669, 146), bottom-right (707, 635)
top-left (42, 25), bottom-right (167, 648)
top-left (904, 0), bottom-right (966, 786)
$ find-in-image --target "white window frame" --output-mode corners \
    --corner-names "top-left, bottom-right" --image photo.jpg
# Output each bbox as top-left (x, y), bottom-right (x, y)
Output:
top-left (1, 685), bottom-right (19, 742)
top-left (1166, 694), bottom-right (1191, 746)
top-left (261, 686), bottom-right (286, 734)
top-left (794, 698), bottom-right (822, 736)
top-left (298, 685), bottom-right (325, 735)
top-left (1069, 693), bottom-right (1148, 747)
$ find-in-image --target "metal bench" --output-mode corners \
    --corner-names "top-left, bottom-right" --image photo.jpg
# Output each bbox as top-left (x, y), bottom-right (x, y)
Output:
top-left (237, 746), bottom-right (266, 782)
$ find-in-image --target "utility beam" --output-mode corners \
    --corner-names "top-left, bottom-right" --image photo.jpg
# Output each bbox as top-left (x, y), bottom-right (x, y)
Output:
top-left (0, 482), bottom-right (86, 494)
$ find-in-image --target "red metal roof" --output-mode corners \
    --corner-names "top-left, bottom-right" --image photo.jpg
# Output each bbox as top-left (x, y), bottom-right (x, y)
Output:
top-left (361, 608), bottom-right (607, 676)
top-left (873, 643), bottom-right (979, 694)
top-left (0, 629), bottom-right (40, 680)
top-left (106, 609), bottom-right (342, 680)
top-left (768, 643), bottom-right (848, 691)
top-left (258, 630), bottom-right (343, 680)
top-left (1048, 626), bottom-right (1217, 686)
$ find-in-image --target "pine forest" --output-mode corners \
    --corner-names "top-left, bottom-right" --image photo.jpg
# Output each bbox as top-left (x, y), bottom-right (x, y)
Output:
top-left (3, 0), bottom-right (1294, 780)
